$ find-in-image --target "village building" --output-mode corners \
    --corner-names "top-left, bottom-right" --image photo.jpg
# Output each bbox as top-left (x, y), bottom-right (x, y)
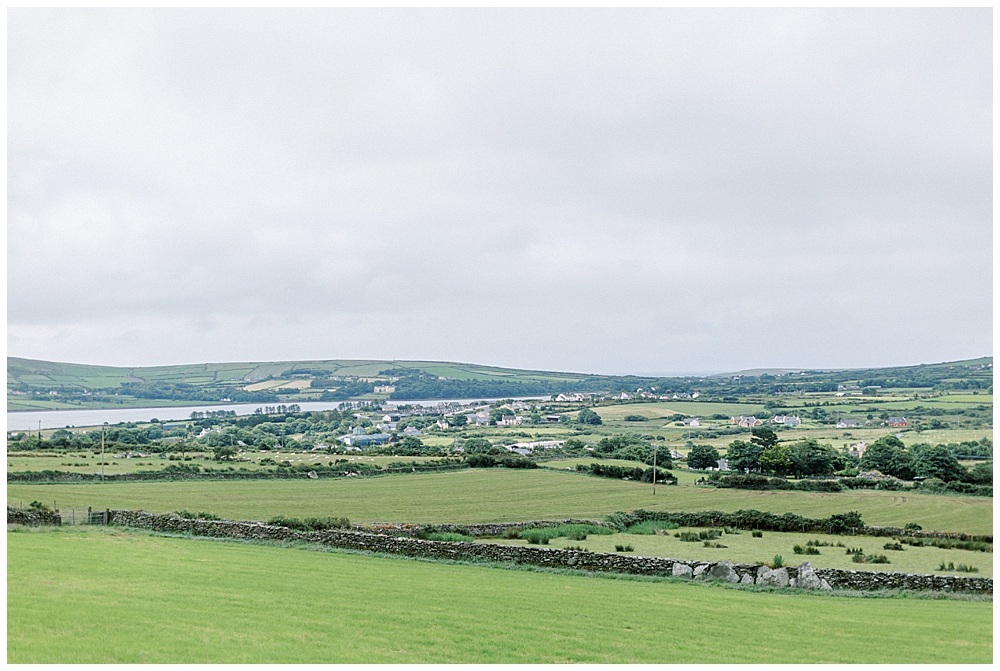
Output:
top-left (886, 417), bottom-right (908, 427)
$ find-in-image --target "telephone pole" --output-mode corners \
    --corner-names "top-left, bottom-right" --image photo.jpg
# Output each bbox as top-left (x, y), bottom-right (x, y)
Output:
top-left (101, 423), bottom-right (107, 482)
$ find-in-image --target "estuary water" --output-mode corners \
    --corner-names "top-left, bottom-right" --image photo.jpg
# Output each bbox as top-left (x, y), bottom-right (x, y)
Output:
top-left (6, 396), bottom-right (548, 431)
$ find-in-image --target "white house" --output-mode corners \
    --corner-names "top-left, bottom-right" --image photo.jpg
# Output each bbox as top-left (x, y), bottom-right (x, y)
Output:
top-left (497, 415), bottom-right (524, 427)
top-left (682, 418), bottom-right (701, 427)
top-left (836, 419), bottom-right (861, 429)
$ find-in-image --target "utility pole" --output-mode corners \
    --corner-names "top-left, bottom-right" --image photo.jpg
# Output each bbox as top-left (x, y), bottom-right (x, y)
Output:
top-left (652, 447), bottom-right (656, 495)
top-left (101, 422), bottom-right (107, 482)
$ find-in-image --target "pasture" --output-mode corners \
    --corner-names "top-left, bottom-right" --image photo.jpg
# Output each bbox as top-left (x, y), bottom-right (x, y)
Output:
top-left (8, 468), bottom-right (992, 533)
top-left (485, 529), bottom-right (993, 578)
top-left (7, 527), bottom-right (993, 663)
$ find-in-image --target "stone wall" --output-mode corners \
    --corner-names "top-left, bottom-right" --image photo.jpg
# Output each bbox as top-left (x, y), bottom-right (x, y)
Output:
top-left (7, 506), bottom-right (62, 526)
top-left (106, 510), bottom-right (992, 594)
top-left (352, 519), bottom-right (612, 537)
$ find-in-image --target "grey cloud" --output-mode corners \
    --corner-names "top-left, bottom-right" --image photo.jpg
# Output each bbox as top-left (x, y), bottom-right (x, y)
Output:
top-left (8, 8), bottom-right (991, 373)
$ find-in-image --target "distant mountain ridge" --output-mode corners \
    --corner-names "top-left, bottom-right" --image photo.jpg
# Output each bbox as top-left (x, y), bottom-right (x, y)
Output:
top-left (7, 355), bottom-right (992, 412)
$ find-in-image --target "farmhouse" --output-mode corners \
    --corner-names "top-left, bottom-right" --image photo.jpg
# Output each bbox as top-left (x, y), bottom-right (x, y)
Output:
top-left (836, 419), bottom-right (861, 429)
top-left (497, 415), bottom-right (524, 427)
top-left (682, 418), bottom-right (701, 427)
top-left (374, 385), bottom-right (396, 394)
top-left (771, 415), bottom-right (801, 427)
top-left (402, 426), bottom-right (423, 436)
top-left (382, 414), bottom-right (401, 423)
top-left (338, 433), bottom-right (392, 447)
top-left (886, 417), bottom-right (908, 427)
top-left (730, 416), bottom-right (762, 428)
top-left (849, 441), bottom-right (868, 458)
top-left (507, 440), bottom-right (565, 454)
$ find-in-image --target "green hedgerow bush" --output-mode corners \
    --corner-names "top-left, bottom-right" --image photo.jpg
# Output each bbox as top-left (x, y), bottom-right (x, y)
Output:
top-left (625, 520), bottom-right (680, 535)
top-left (426, 532), bottom-right (475, 543)
top-left (502, 528), bottom-right (521, 539)
top-left (883, 542), bottom-right (905, 551)
top-left (939, 562), bottom-right (978, 573)
top-left (793, 545), bottom-right (820, 555)
top-left (614, 544), bottom-right (634, 552)
top-left (174, 510), bottom-right (221, 520)
top-left (703, 541), bottom-right (727, 548)
top-left (267, 516), bottom-right (350, 531)
top-left (771, 555), bottom-right (783, 568)
top-left (751, 530), bottom-right (763, 538)
top-left (524, 530), bottom-right (550, 545)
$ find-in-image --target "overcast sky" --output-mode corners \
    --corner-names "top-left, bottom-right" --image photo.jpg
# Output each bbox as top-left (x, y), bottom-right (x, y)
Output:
top-left (7, 8), bottom-right (992, 376)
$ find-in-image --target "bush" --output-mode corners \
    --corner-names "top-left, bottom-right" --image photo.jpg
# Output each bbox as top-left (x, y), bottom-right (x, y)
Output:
top-left (524, 530), bottom-right (550, 545)
top-left (605, 508), bottom-right (865, 535)
top-left (939, 562), bottom-right (978, 573)
top-left (174, 510), bottom-right (221, 520)
top-left (752, 530), bottom-right (763, 538)
top-left (772, 555), bottom-right (783, 568)
top-left (502, 528), bottom-right (521, 539)
top-left (267, 516), bottom-right (350, 531)
top-left (623, 415), bottom-right (648, 422)
top-left (676, 532), bottom-right (700, 542)
top-left (614, 544), bottom-right (634, 552)
top-left (426, 532), bottom-right (475, 542)
top-left (883, 542), bottom-right (905, 551)
top-left (625, 520), bottom-right (680, 535)
top-left (904, 522), bottom-right (922, 531)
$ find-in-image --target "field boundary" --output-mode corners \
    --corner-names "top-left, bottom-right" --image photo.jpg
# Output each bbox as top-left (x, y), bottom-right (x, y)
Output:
top-left (64, 509), bottom-right (993, 594)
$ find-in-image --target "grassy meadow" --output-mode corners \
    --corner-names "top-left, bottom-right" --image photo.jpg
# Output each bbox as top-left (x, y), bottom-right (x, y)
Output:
top-left (485, 529), bottom-right (993, 578)
top-left (8, 527), bottom-right (993, 664)
top-left (8, 467), bottom-right (992, 533)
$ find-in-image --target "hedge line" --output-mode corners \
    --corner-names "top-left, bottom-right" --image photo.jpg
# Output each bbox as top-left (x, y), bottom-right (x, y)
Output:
top-left (710, 473), bottom-right (991, 498)
top-left (605, 509), bottom-right (866, 535)
top-left (575, 463), bottom-right (675, 483)
top-left (6, 462), bottom-right (470, 483)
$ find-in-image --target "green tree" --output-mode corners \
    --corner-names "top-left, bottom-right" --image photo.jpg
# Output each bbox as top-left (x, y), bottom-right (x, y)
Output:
top-left (577, 408), bottom-right (603, 425)
top-left (760, 444), bottom-right (793, 476)
top-left (914, 445), bottom-right (966, 482)
top-left (788, 439), bottom-right (835, 477)
top-left (860, 436), bottom-right (914, 479)
top-left (751, 427), bottom-right (778, 450)
top-left (212, 445), bottom-right (237, 461)
top-left (726, 440), bottom-right (763, 472)
top-left (967, 461), bottom-right (992, 485)
top-left (462, 438), bottom-right (493, 454)
top-left (686, 444), bottom-right (720, 470)
top-left (449, 414), bottom-right (468, 427)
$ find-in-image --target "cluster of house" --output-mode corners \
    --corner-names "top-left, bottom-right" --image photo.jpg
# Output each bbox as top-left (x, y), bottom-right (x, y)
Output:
top-left (505, 440), bottom-right (565, 456)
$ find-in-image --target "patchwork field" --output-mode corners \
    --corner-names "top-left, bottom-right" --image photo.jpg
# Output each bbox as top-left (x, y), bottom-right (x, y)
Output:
top-left (8, 468), bottom-right (992, 533)
top-left (483, 529), bottom-right (993, 578)
top-left (7, 527), bottom-right (993, 664)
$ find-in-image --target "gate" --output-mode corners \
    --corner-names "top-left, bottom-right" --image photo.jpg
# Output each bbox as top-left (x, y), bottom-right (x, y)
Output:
top-left (57, 507), bottom-right (109, 526)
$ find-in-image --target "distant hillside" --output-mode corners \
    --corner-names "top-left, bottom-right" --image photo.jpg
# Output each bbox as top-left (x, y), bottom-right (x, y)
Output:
top-left (7, 355), bottom-right (992, 411)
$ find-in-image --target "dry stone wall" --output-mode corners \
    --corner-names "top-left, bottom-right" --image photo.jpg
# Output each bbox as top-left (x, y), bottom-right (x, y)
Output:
top-left (104, 510), bottom-right (992, 594)
top-left (7, 506), bottom-right (62, 526)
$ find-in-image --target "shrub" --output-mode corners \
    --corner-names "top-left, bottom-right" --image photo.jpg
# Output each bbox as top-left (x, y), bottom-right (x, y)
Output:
top-left (623, 415), bottom-right (648, 422)
top-left (869, 554), bottom-right (891, 564)
top-left (524, 530), bottom-right (550, 545)
top-left (752, 530), bottom-right (763, 538)
top-left (502, 528), bottom-right (521, 539)
top-left (565, 545), bottom-right (587, 551)
top-left (846, 547), bottom-right (864, 556)
top-left (703, 541), bottom-right (727, 548)
top-left (174, 510), bottom-right (221, 520)
top-left (771, 555), bottom-right (783, 568)
top-left (793, 545), bottom-right (820, 555)
top-left (267, 516), bottom-right (349, 531)
top-left (625, 520), bottom-right (680, 535)
top-left (605, 508), bottom-right (864, 536)
top-left (883, 542), bottom-right (905, 551)
top-left (904, 522), bottom-right (922, 531)
top-left (723, 526), bottom-right (740, 535)
top-left (426, 532), bottom-right (475, 542)
top-left (806, 539), bottom-right (832, 547)
top-left (939, 562), bottom-right (978, 573)
top-left (614, 544), bottom-right (634, 552)
top-left (676, 532), bottom-right (700, 542)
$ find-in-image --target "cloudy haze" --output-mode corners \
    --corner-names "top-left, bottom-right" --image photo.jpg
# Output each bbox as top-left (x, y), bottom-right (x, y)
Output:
top-left (8, 8), bottom-right (992, 375)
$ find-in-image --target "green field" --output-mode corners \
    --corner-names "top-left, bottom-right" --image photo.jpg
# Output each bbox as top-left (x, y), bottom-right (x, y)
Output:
top-left (485, 529), bottom-right (993, 578)
top-left (6, 452), bottom-right (445, 475)
top-left (9, 468), bottom-right (992, 533)
top-left (7, 527), bottom-right (993, 663)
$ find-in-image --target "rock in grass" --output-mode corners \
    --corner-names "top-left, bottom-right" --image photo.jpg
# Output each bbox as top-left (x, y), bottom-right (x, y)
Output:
top-left (672, 563), bottom-right (693, 578)
top-left (706, 562), bottom-right (739, 583)
top-left (756, 566), bottom-right (789, 587)
top-left (796, 562), bottom-right (825, 590)
top-left (740, 573), bottom-right (754, 585)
